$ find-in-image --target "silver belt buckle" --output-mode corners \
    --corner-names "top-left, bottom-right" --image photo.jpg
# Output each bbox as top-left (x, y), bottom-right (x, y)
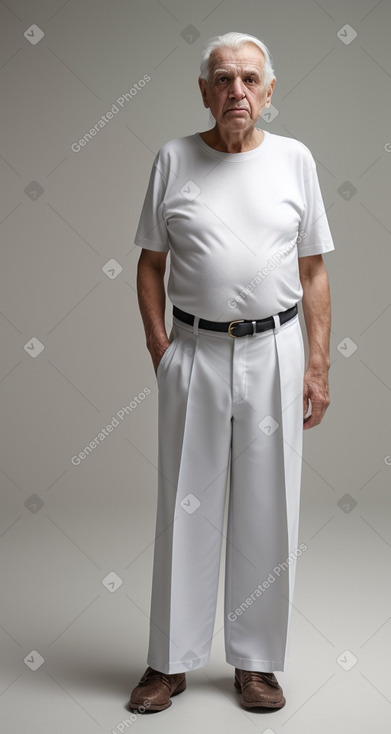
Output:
top-left (228, 319), bottom-right (245, 337)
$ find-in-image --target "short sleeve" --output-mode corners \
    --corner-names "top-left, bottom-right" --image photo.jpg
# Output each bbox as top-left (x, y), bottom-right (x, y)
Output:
top-left (133, 157), bottom-right (170, 252)
top-left (297, 157), bottom-right (335, 258)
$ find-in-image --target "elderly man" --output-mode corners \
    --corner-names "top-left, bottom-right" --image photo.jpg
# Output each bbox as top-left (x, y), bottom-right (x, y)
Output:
top-left (130, 31), bottom-right (334, 712)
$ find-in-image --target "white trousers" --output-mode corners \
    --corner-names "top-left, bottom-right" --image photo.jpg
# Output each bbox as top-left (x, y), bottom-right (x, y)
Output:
top-left (147, 309), bottom-right (305, 674)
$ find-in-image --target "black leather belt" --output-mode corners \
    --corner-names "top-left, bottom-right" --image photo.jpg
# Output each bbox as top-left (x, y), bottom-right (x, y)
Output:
top-left (173, 304), bottom-right (298, 338)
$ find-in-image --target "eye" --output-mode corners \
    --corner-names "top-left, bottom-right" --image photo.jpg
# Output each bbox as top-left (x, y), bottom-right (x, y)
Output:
top-left (246, 77), bottom-right (256, 83)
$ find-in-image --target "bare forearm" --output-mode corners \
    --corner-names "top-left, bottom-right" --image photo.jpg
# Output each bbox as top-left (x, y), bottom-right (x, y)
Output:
top-left (299, 259), bottom-right (332, 429)
top-left (137, 259), bottom-right (170, 371)
top-left (301, 266), bottom-right (331, 370)
top-left (137, 264), bottom-right (166, 343)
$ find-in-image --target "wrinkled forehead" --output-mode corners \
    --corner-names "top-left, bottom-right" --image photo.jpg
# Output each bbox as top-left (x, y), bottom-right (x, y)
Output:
top-left (210, 62), bottom-right (264, 79)
top-left (208, 45), bottom-right (265, 77)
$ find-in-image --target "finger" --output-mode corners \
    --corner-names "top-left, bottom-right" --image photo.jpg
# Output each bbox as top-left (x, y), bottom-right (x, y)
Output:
top-left (303, 402), bottom-right (325, 429)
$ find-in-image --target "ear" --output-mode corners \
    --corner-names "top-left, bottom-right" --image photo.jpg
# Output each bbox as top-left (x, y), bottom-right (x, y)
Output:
top-left (264, 77), bottom-right (276, 108)
top-left (198, 76), bottom-right (210, 109)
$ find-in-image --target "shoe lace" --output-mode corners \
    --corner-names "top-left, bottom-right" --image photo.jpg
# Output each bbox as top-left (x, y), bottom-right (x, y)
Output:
top-left (140, 669), bottom-right (172, 689)
top-left (244, 671), bottom-right (279, 689)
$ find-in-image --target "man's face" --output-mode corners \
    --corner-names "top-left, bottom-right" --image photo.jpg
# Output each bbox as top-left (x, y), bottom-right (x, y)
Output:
top-left (198, 43), bottom-right (275, 131)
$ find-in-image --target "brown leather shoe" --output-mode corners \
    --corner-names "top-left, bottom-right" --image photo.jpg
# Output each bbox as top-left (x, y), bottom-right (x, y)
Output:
top-left (234, 668), bottom-right (286, 709)
top-left (129, 666), bottom-right (186, 712)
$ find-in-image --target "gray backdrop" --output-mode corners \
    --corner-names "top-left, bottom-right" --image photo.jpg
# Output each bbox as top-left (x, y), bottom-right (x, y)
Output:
top-left (1, 1), bottom-right (390, 732)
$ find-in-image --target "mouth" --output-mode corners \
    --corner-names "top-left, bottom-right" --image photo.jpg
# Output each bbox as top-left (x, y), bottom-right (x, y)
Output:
top-left (225, 107), bottom-right (248, 117)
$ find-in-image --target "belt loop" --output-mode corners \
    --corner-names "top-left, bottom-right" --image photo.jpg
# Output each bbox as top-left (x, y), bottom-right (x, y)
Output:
top-left (193, 316), bottom-right (200, 335)
top-left (272, 313), bottom-right (280, 334)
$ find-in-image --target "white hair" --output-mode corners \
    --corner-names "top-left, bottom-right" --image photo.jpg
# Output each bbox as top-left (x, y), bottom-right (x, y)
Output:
top-left (199, 31), bottom-right (276, 86)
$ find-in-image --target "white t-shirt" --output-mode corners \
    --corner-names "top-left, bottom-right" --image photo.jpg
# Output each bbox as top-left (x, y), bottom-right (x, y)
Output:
top-left (134, 130), bottom-right (335, 321)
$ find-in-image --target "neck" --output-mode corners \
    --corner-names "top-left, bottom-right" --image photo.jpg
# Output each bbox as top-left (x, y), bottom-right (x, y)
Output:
top-left (201, 125), bottom-right (264, 153)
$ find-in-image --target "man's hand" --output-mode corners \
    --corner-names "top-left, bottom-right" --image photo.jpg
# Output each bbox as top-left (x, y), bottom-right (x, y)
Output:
top-left (150, 337), bottom-right (171, 376)
top-left (303, 366), bottom-right (330, 429)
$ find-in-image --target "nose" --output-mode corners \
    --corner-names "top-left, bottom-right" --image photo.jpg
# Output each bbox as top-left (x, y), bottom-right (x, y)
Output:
top-left (228, 76), bottom-right (245, 99)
